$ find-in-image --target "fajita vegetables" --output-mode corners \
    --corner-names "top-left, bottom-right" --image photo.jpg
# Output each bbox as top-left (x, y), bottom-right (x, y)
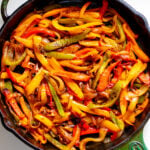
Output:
top-left (0, 1), bottom-right (150, 150)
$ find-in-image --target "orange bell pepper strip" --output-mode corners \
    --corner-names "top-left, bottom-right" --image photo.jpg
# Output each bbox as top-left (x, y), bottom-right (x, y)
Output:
top-left (22, 27), bottom-right (55, 38)
top-left (79, 1), bottom-right (92, 18)
top-left (13, 14), bottom-right (42, 37)
top-left (6, 68), bottom-right (25, 88)
top-left (97, 61), bottom-right (120, 91)
top-left (25, 68), bottom-right (45, 95)
top-left (34, 114), bottom-right (53, 129)
top-left (119, 87), bottom-right (128, 115)
top-left (123, 24), bottom-right (150, 62)
top-left (33, 36), bottom-right (53, 72)
top-left (99, 0), bottom-right (108, 20)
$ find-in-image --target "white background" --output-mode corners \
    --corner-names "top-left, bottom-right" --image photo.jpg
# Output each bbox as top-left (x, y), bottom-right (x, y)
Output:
top-left (0, 0), bottom-right (150, 150)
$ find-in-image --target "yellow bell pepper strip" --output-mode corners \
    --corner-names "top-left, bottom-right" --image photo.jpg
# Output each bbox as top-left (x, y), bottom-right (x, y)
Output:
top-left (99, 0), bottom-right (108, 20)
top-left (123, 24), bottom-right (150, 62)
top-left (6, 68), bottom-right (25, 88)
top-left (45, 134), bottom-right (72, 150)
top-left (53, 70), bottom-right (90, 82)
top-left (79, 128), bottom-right (108, 150)
top-left (13, 85), bottom-right (25, 95)
top-left (52, 19), bottom-right (102, 31)
top-left (79, 40), bottom-right (99, 47)
top-left (46, 52), bottom-right (75, 60)
top-left (59, 61), bottom-right (91, 71)
top-left (135, 97), bottom-right (149, 116)
top-left (44, 29), bottom-right (90, 51)
top-left (34, 114), bottom-right (53, 129)
top-left (33, 36), bottom-right (53, 72)
top-left (97, 61), bottom-right (120, 92)
top-left (13, 14), bottom-right (42, 37)
top-left (120, 87), bottom-right (128, 115)
top-left (133, 85), bottom-right (149, 96)
top-left (14, 36), bottom-right (33, 49)
top-left (92, 52), bottom-right (110, 89)
top-left (47, 79), bottom-right (65, 117)
top-left (25, 68), bottom-right (45, 95)
top-left (116, 19), bottom-right (126, 43)
top-left (89, 80), bottom-right (123, 108)
top-left (123, 59), bottom-right (147, 88)
top-left (67, 125), bottom-right (80, 149)
top-left (19, 96), bottom-right (32, 119)
top-left (101, 120), bottom-right (120, 132)
top-left (48, 57), bottom-right (84, 100)
top-left (22, 27), bottom-right (55, 38)
top-left (79, 1), bottom-right (91, 18)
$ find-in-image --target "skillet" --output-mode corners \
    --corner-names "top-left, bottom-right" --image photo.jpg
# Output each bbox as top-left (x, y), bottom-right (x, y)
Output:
top-left (0, 0), bottom-right (150, 149)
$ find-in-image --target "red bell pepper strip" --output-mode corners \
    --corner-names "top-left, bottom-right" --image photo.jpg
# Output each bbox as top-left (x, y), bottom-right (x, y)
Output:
top-left (110, 131), bottom-right (118, 141)
top-left (6, 68), bottom-right (25, 88)
top-left (99, 0), bottom-right (108, 20)
top-left (108, 66), bottom-right (123, 88)
top-left (80, 127), bottom-right (99, 136)
top-left (97, 61), bottom-right (120, 91)
top-left (22, 27), bottom-right (55, 38)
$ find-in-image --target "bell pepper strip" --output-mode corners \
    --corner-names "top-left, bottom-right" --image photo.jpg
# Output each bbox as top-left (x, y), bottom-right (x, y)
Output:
top-left (92, 53), bottom-right (110, 89)
top-left (14, 36), bottom-right (33, 49)
top-left (34, 114), bottom-right (53, 129)
top-left (79, 40), bottom-right (99, 47)
top-left (48, 57), bottom-right (84, 100)
top-left (122, 59), bottom-right (147, 88)
top-left (67, 125), bottom-right (80, 149)
top-left (138, 73), bottom-right (150, 85)
top-left (4, 51), bottom-right (26, 66)
top-left (109, 66), bottom-right (123, 88)
top-left (97, 61), bottom-right (120, 91)
top-left (101, 120), bottom-right (120, 132)
top-left (13, 85), bottom-right (25, 95)
top-left (44, 29), bottom-right (90, 51)
top-left (53, 70), bottom-right (90, 82)
top-left (33, 36), bottom-right (53, 72)
top-left (120, 87), bottom-right (128, 115)
top-left (25, 68), bottom-right (45, 95)
top-left (123, 24), bottom-right (150, 62)
top-left (6, 68), bottom-right (25, 88)
top-left (43, 7), bottom-right (68, 18)
top-left (47, 79), bottom-right (65, 117)
top-left (92, 109), bottom-right (110, 118)
top-left (135, 98), bottom-right (149, 116)
top-left (19, 96), bottom-right (32, 118)
top-left (22, 27), bottom-right (55, 38)
top-left (46, 52), bottom-right (75, 60)
top-left (89, 80), bottom-right (123, 108)
top-left (133, 85), bottom-right (149, 96)
top-left (52, 19), bottom-right (102, 31)
top-left (110, 131), bottom-right (118, 141)
top-left (79, 128), bottom-right (108, 150)
top-left (43, 4), bottom-right (61, 12)
top-left (99, 0), bottom-right (108, 20)
top-left (59, 61), bottom-right (91, 71)
top-left (116, 19), bottom-right (126, 43)
top-left (13, 14), bottom-right (42, 37)
top-left (79, 1), bottom-right (92, 18)
top-left (45, 134), bottom-right (72, 150)
top-left (4, 81), bottom-right (13, 93)
top-left (80, 127), bottom-right (99, 136)
top-left (72, 125), bottom-right (80, 146)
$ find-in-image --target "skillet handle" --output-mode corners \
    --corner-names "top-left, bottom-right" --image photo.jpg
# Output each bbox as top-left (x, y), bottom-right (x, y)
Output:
top-left (1, 0), bottom-right (9, 22)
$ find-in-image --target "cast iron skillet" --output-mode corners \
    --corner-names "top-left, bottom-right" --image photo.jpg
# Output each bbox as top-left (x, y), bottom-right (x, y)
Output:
top-left (0, 0), bottom-right (150, 150)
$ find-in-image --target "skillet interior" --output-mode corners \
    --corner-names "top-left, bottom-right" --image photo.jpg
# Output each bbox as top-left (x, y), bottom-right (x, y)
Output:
top-left (0, 0), bottom-right (150, 149)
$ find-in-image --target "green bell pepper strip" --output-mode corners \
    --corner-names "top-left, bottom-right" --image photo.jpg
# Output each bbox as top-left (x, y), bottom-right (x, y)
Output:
top-left (4, 51), bottom-right (26, 66)
top-left (47, 79), bottom-right (65, 117)
top-left (92, 52), bottom-right (111, 89)
top-left (4, 81), bottom-right (13, 93)
top-left (44, 29), bottom-right (90, 51)
top-left (45, 52), bottom-right (75, 59)
top-left (89, 80), bottom-right (123, 108)
top-left (116, 19), bottom-right (126, 43)
top-left (45, 134), bottom-right (75, 150)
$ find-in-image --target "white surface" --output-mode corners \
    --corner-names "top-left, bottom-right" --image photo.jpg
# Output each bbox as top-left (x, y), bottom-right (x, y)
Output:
top-left (0, 0), bottom-right (150, 150)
